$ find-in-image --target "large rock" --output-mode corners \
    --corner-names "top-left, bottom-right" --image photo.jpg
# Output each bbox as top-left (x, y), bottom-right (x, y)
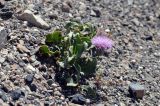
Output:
top-left (129, 83), bottom-right (145, 99)
top-left (18, 10), bottom-right (50, 29)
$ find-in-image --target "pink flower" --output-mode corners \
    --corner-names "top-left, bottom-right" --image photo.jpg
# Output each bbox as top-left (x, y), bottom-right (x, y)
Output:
top-left (91, 32), bottom-right (113, 50)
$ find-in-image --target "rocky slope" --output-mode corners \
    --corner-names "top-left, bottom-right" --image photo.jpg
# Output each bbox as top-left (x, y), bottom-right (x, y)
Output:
top-left (0, 0), bottom-right (159, 105)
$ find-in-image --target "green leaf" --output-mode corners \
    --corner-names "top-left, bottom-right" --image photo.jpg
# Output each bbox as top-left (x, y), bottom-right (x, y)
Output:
top-left (53, 50), bottom-right (61, 58)
top-left (69, 46), bottom-right (74, 54)
top-left (39, 45), bottom-right (53, 56)
top-left (67, 77), bottom-right (78, 87)
top-left (75, 35), bottom-right (82, 44)
top-left (73, 44), bottom-right (84, 58)
top-left (78, 57), bottom-right (97, 76)
top-left (81, 37), bottom-right (91, 43)
top-left (68, 55), bottom-right (75, 62)
top-left (81, 85), bottom-right (97, 99)
top-left (65, 21), bottom-right (80, 30)
top-left (46, 31), bottom-right (62, 44)
top-left (74, 64), bottom-right (81, 82)
top-left (58, 61), bottom-right (65, 68)
top-left (83, 42), bottom-right (88, 49)
top-left (68, 31), bottom-right (74, 39)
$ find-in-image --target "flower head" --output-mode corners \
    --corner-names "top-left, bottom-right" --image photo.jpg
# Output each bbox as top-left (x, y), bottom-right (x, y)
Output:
top-left (91, 31), bottom-right (113, 50)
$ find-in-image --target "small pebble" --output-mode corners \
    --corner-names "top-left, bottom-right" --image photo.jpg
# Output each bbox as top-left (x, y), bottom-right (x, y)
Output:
top-left (62, 3), bottom-right (70, 13)
top-left (29, 84), bottom-right (37, 92)
top-left (11, 89), bottom-right (23, 101)
top-left (71, 94), bottom-right (86, 105)
top-left (47, 79), bottom-right (54, 86)
top-left (25, 74), bottom-right (34, 85)
top-left (0, 90), bottom-right (8, 102)
top-left (0, 56), bottom-right (5, 63)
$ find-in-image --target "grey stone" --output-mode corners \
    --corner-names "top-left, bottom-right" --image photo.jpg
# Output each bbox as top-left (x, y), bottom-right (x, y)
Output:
top-left (62, 3), bottom-right (70, 13)
top-left (3, 64), bottom-right (10, 71)
top-left (11, 89), bottom-right (23, 101)
top-left (19, 61), bottom-right (26, 67)
top-left (96, 104), bottom-right (105, 106)
top-left (54, 91), bottom-right (61, 96)
top-left (24, 64), bottom-right (36, 73)
top-left (31, 60), bottom-right (40, 67)
top-left (0, 99), bottom-right (8, 106)
top-left (0, 56), bottom-right (5, 63)
top-left (47, 79), bottom-right (54, 86)
top-left (79, 2), bottom-right (86, 11)
top-left (90, 8), bottom-right (101, 17)
top-left (129, 83), bottom-right (145, 99)
top-left (0, 6), bottom-right (13, 19)
top-left (90, 10), bottom-right (97, 17)
top-left (128, 0), bottom-right (133, 5)
top-left (29, 83), bottom-right (37, 92)
top-left (71, 94), bottom-right (86, 105)
top-left (0, 90), bottom-right (8, 102)
top-left (0, 0), bottom-right (5, 8)
top-left (131, 18), bottom-right (140, 26)
top-left (86, 99), bottom-right (90, 104)
top-left (29, 55), bottom-right (36, 63)
top-left (51, 83), bottom-right (58, 88)
top-left (120, 102), bottom-right (126, 106)
top-left (48, 11), bottom-right (58, 19)
top-left (154, 52), bottom-right (160, 57)
top-left (0, 27), bottom-right (8, 49)
top-left (69, 103), bottom-right (82, 106)
top-left (25, 74), bottom-right (34, 85)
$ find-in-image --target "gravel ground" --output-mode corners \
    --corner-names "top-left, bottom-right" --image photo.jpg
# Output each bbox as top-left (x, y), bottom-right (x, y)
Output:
top-left (0, 0), bottom-right (160, 106)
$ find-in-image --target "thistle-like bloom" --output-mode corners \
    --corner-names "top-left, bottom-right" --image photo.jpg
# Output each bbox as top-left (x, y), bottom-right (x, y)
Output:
top-left (91, 32), bottom-right (113, 50)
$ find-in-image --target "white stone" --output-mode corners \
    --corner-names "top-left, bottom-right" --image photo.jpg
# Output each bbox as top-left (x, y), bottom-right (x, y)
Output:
top-left (79, 2), bottom-right (86, 11)
top-left (25, 64), bottom-right (36, 73)
top-left (154, 52), bottom-right (160, 57)
top-left (128, 0), bottom-right (133, 5)
top-left (120, 102), bottom-right (126, 106)
top-left (0, 27), bottom-right (4, 32)
top-left (18, 10), bottom-right (50, 29)
top-left (0, 56), bottom-right (5, 63)
top-left (17, 44), bottom-right (30, 53)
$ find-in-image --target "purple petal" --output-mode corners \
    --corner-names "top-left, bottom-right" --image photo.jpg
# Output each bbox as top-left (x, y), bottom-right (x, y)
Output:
top-left (91, 35), bottom-right (113, 50)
